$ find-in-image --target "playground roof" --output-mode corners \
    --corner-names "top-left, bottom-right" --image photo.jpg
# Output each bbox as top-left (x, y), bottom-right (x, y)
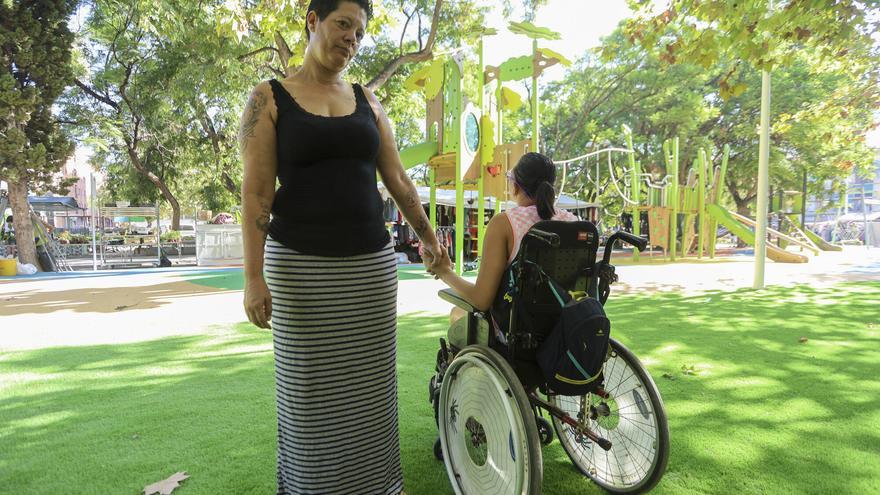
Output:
top-left (28, 196), bottom-right (84, 212)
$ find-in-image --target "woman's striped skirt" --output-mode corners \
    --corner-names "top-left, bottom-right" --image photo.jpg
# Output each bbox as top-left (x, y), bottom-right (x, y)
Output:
top-left (264, 238), bottom-right (403, 495)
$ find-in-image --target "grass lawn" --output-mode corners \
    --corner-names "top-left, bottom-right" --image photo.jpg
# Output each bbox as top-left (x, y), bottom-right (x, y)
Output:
top-left (1, 281), bottom-right (878, 494)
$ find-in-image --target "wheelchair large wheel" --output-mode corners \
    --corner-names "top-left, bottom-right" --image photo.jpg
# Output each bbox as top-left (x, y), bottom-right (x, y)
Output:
top-left (438, 345), bottom-right (543, 495)
top-left (550, 338), bottom-right (669, 494)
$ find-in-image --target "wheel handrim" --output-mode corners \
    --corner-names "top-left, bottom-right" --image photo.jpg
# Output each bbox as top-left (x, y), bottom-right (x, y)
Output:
top-left (439, 352), bottom-right (530, 495)
top-left (552, 349), bottom-right (662, 491)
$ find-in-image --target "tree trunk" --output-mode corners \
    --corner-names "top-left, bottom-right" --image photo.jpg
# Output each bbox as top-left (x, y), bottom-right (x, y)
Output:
top-left (199, 110), bottom-right (242, 202)
top-left (125, 145), bottom-right (181, 230)
top-left (7, 180), bottom-right (39, 268)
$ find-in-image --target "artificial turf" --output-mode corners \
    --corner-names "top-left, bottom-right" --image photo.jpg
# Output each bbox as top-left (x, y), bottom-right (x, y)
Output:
top-left (1, 281), bottom-right (878, 494)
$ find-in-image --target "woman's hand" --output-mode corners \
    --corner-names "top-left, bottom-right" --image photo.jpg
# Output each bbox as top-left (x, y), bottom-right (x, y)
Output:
top-left (420, 241), bottom-right (443, 274)
top-left (244, 277), bottom-right (272, 329)
top-left (430, 248), bottom-right (454, 278)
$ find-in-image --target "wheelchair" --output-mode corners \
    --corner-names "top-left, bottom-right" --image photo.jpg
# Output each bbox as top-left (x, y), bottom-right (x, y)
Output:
top-left (428, 221), bottom-right (669, 494)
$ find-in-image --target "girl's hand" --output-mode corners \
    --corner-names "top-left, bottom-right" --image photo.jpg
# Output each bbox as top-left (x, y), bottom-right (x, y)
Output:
top-left (432, 248), bottom-right (454, 277)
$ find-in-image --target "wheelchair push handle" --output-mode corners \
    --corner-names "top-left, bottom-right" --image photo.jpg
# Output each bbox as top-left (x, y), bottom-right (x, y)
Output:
top-left (602, 231), bottom-right (648, 263)
top-left (526, 228), bottom-right (561, 247)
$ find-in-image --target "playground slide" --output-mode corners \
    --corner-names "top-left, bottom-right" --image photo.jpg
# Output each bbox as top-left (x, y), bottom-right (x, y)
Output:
top-left (706, 205), bottom-right (809, 263)
top-left (399, 140), bottom-right (439, 170)
top-left (787, 215), bottom-right (843, 251)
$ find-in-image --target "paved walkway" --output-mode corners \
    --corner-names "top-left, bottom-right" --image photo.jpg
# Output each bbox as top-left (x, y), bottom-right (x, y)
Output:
top-left (1, 247), bottom-right (877, 352)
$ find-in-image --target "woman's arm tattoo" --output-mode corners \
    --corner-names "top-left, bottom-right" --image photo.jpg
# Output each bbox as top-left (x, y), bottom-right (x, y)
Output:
top-left (413, 217), bottom-right (431, 238)
top-left (403, 186), bottom-right (431, 237)
top-left (239, 91), bottom-right (267, 152)
top-left (404, 189), bottom-right (420, 209)
top-left (256, 201), bottom-right (271, 240)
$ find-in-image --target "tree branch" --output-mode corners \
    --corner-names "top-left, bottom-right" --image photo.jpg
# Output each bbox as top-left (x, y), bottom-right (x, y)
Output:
top-left (262, 64), bottom-right (287, 79)
top-left (399, 9), bottom-right (414, 56)
top-left (237, 46), bottom-right (279, 62)
top-left (365, 0), bottom-right (443, 92)
top-left (74, 79), bottom-right (119, 110)
top-left (274, 31), bottom-right (293, 71)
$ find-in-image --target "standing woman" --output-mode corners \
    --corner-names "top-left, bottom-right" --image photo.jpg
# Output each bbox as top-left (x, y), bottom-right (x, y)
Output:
top-left (239, 1), bottom-right (441, 493)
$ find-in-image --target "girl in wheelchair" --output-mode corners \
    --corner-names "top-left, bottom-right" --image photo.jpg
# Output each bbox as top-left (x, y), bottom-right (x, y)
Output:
top-left (423, 152), bottom-right (577, 350)
top-left (422, 152), bottom-right (670, 495)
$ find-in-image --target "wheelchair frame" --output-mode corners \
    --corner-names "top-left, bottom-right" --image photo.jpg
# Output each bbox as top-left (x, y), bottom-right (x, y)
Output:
top-left (430, 221), bottom-right (669, 494)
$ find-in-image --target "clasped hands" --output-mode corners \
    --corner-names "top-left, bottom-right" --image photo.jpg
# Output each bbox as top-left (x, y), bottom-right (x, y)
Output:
top-left (421, 243), bottom-right (452, 279)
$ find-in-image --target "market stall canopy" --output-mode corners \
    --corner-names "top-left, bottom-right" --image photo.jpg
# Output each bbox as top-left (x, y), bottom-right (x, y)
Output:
top-left (28, 195), bottom-right (84, 213)
top-left (377, 184), bottom-right (598, 211)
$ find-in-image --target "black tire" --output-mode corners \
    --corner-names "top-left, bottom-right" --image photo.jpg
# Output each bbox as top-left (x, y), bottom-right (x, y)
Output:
top-left (536, 416), bottom-right (554, 446)
top-left (550, 338), bottom-right (669, 494)
top-left (434, 437), bottom-right (444, 461)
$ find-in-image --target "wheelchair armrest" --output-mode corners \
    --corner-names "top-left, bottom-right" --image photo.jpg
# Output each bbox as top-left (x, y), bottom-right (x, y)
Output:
top-left (438, 288), bottom-right (477, 313)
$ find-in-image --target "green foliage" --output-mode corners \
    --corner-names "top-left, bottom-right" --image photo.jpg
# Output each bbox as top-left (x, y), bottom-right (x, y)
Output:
top-left (624, 1), bottom-right (880, 77)
top-left (0, 0), bottom-right (77, 189)
top-left (65, 0), bottom-right (489, 207)
top-left (542, 25), bottom-right (878, 217)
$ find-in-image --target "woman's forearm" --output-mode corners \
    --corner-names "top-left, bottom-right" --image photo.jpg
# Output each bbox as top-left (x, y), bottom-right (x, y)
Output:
top-left (389, 177), bottom-right (439, 246)
top-left (242, 191), bottom-right (273, 281)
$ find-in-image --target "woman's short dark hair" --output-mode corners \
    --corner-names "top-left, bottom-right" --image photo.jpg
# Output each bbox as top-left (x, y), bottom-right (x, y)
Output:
top-left (513, 152), bottom-right (558, 220)
top-left (305, 0), bottom-right (373, 40)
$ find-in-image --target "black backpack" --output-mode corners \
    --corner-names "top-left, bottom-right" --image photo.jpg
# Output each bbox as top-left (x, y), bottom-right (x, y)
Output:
top-left (536, 294), bottom-right (610, 396)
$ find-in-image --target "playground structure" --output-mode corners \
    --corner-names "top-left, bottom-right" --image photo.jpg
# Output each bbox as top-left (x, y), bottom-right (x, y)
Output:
top-left (396, 21), bottom-right (580, 274)
top-left (612, 126), bottom-right (843, 263)
top-left (390, 20), bottom-right (836, 271)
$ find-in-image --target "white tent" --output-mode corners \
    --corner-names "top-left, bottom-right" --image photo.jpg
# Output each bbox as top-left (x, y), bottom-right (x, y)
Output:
top-left (377, 184), bottom-right (598, 211)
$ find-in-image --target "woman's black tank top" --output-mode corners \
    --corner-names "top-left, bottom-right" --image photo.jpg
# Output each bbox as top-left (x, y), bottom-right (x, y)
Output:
top-left (267, 79), bottom-right (390, 256)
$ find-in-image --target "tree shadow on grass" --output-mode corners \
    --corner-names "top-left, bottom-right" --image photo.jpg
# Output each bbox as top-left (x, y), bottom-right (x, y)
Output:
top-left (3, 282), bottom-right (878, 495)
top-left (0, 323), bottom-right (277, 494)
top-left (396, 282), bottom-right (880, 494)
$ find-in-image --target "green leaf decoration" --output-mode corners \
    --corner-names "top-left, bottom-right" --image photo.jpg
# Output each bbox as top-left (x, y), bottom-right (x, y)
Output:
top-left (404, 65), bottom-right (431, 93)
top-left (508, 21), bottom-right (561, 40)
top-left (466, 27), bottom-right (498, 37)
top-left (500, 86), bottom-right (523, 111)
top-left (537, 47), bottom-right (572, 67)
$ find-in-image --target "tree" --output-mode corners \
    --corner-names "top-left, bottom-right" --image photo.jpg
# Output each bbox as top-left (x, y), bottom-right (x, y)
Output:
top-left (621, 1), bottom-right (880, 203)
top-left (541, 27), bottom-right (878, 220)
top-left (67, 0), bottom-right (489, 222)
top-left (0, 0), bottom-right (77, 267)
top-left (624, 1), bottom-right (880, 85)
top-left (68, 0), bottom-right (207, 230)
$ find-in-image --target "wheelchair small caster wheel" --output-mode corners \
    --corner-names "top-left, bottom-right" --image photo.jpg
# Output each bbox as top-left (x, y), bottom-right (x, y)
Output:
top-left (433, 437), bottom-right (443, 461)
top-left (536, 417), bottom-right (554, 446)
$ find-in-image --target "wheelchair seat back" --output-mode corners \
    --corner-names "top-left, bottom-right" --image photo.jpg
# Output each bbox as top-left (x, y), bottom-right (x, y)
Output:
top-left (494, 221), bottom-right (600, 372)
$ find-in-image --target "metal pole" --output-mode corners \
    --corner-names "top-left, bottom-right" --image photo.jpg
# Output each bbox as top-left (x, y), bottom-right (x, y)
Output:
top-left (863, 183), bottom-right (871, 248)
top-left (453, 61), bottom-right (464, 275)
top-left (753, 68), bottom-right (772, 289)
top-left (477, 37), bottom-right (486, 259)
top-left (90, 174), bottom-right (98, 271)
top-left (801, 170), bottom-right (808, 229)
top-left (156, 202), bottom-right (161, 267)
top-left (531, 38), bottom-right (539, 153)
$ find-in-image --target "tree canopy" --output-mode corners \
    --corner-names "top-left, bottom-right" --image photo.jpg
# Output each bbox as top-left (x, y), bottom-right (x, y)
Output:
top-left (7, 0), bottom-right (870, 238)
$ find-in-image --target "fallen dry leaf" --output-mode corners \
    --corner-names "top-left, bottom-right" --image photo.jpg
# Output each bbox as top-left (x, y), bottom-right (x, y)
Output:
top-left (144, 471), bottom-right (189, 495)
